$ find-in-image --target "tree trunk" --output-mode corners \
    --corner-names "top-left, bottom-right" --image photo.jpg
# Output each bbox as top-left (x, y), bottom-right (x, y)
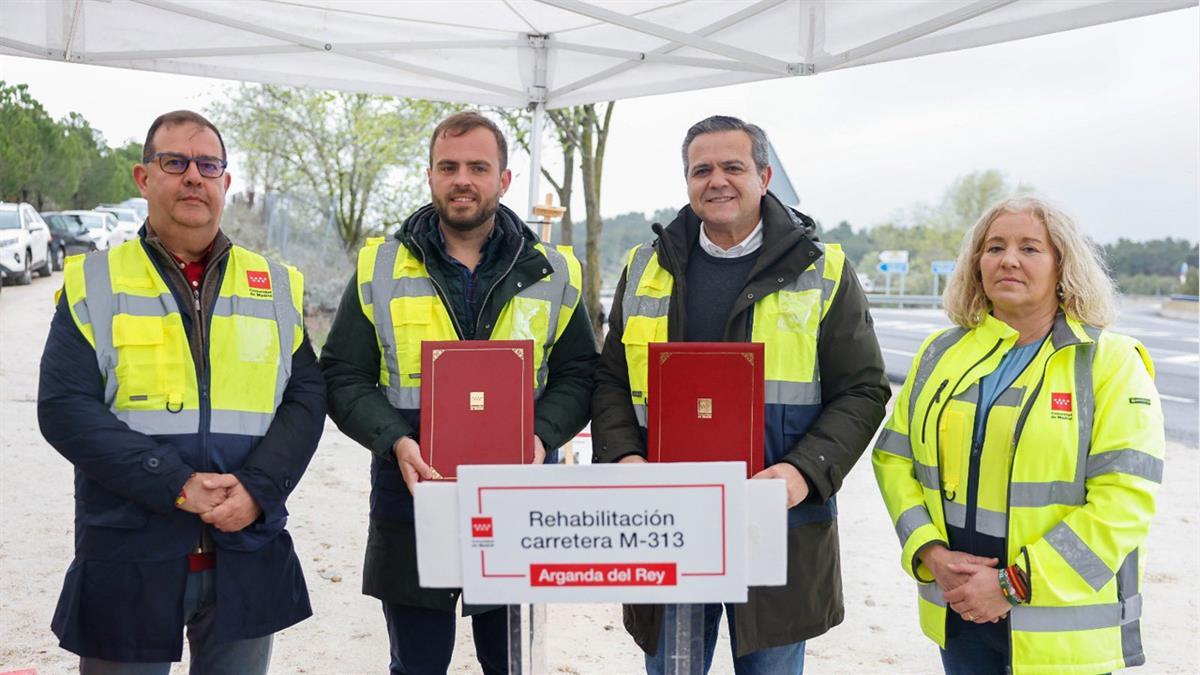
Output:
top-left (578, 102), bottom-right (614, 344)
top-left (558, 142), bottom-right (575, 246)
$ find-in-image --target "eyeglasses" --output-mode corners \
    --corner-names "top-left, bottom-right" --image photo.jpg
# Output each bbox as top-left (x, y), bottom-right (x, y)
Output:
top-left (144, 152), bottom-right (228, 178)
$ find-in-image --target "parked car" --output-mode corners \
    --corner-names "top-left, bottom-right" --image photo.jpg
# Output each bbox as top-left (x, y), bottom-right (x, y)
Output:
top-left (0, 202), bottom-right (53, 285)
top-left (57, 210), bottom-right (116, 250)
top-left (94, 206), bottom-right (141, 245)
top-left (43, 212), bottom-right (105, 267)
top-left (120, 197), bottom-right (148, 221)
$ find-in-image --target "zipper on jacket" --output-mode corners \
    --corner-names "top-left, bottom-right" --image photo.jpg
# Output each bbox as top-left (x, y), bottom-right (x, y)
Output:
top-left (198, 261), bottom-right (227, 474)
top-left (410, 237), bottom-right (467, 339)
top-left (964, 348), bottom-right (1041, 553)
top-left (920, 380), bottom-right (949, 446)
top-left (926, 339), bottom-right (1003, 501)
top-left (1002, 340), bottom-right (1068, 535)
top-left (474, 238), bottom-right (524, 339)
top-left (1003, 342), bottom-right (1069, 675)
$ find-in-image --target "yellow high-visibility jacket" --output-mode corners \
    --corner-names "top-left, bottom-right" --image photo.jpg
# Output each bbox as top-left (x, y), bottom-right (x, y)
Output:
top-left (873, 312), bottom-right (1163, 675)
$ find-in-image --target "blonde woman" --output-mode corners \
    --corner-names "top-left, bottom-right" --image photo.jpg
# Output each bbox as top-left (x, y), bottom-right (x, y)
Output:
top-left (872, 197), bottom-right (1164, 674)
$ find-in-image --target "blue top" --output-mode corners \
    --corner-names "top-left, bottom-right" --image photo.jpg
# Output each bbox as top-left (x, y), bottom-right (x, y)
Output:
top-left (972, 337), bottom-right (1044, 447)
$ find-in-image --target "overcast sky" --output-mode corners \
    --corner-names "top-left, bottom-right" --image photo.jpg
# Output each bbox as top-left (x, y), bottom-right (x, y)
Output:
top-left (1, 8), bottom-right (1196, 244)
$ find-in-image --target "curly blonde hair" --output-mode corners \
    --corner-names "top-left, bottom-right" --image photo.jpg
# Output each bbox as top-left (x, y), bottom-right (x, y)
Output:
top-left (943, 196), bottom-right (1117, 328)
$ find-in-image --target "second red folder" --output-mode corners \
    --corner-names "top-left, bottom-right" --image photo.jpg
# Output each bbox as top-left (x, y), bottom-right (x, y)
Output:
top-left (646, 342), bottom-right (765, 479)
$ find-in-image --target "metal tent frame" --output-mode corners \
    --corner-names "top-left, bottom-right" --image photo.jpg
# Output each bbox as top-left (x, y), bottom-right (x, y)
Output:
top-left (3, 0), bottom-right (1194, 217)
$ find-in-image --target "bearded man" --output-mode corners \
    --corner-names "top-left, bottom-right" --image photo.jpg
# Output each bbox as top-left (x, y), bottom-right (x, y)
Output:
top-left (319, 111), bottom-right (597, 674)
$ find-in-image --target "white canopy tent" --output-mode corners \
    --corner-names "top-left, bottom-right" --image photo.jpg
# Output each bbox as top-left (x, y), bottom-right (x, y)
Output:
top-left (2, 0), bottom-right (1195, 215)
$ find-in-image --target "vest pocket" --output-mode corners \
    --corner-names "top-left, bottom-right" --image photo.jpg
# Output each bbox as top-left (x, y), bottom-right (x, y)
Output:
top-left (232, 315), bottom-right (280, 365)
top-left (938, 408), bottom-right (969, 498)
top-left (112, 316), bottom-right (169, 406)
top-left (392, 297), bottom-right (435, 380)
top-left (771, 289), bottom-right (820, 334)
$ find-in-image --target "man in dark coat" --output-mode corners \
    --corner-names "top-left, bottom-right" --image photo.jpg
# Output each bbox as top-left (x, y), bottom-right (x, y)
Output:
top-left (320, 112), bottom-right (597, 674)
top-left (39, 110), bottom-right (326, 673)
top-left (591, 115), bottom-right (889, 674)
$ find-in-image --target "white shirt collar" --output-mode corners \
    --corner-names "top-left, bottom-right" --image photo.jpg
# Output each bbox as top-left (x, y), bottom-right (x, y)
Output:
top-left (698, 220), bottom-right (763, 258)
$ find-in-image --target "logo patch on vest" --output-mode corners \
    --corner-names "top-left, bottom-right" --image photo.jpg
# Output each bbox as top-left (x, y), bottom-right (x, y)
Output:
top-left (246, 270), bottom-right (272, 298)
top-left (1050, 392), bottom-right (1073, 420)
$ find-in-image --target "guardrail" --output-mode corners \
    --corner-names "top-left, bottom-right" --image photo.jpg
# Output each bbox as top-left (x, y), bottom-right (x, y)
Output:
top-left (865, 294), bottom-right (943, 308)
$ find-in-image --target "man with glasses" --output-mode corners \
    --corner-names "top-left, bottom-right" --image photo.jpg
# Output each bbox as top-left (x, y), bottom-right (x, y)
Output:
top-left (38, 109), bottom-right (326, 674)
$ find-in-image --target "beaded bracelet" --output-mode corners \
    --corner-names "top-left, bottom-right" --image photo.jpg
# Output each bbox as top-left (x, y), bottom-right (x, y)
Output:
top-left (999, 568), bottom-right (1025, 606)
top-left (1007, 563), bottom-right (1029, 600)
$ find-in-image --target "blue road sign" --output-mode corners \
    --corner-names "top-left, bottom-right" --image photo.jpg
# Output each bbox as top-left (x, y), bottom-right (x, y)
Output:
top-left (931, 260), bottom-right (956, 275)
top-left (878, 262), bottom-right (909, 274)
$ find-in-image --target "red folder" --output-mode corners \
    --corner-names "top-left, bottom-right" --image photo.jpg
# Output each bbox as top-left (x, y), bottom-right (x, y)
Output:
top-left (647, 342), bottom-right (765, 479)
top-left (419, 340), bottom-right (535, 480)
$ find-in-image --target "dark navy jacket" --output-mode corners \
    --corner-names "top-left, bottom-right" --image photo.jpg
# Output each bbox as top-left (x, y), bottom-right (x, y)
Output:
top-left (38, 236), bottom-right (326, 662)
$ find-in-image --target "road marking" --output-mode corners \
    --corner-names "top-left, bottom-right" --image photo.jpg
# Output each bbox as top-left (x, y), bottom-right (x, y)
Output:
top-left (881, 347), bottom-right (916, 357)
top-left (1160, 394), bottom-right (1197, 404)
top-left (1158, 353), bottom-right (1200, 365)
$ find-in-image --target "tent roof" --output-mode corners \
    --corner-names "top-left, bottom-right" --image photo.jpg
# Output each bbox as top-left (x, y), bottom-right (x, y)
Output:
top-left (2, 0), bottom-right (1195, 109)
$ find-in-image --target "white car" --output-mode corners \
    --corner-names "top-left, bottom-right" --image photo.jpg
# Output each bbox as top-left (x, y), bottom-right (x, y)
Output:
top-left (0, 202), bottom-right (53, 285)
top-left (59, 210), bottom-right (116, 250)
top-left (94, 206), bottom-right (142, 245)
top-left (119, 197), bottom-right (148, 222)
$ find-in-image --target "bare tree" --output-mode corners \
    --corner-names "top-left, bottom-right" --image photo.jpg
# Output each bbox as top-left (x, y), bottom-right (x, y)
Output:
top-left (496, 102), bottom-right (616, 341)
top-left (211, 85), bottom-right (451, 249)
top-left (493, 108), bottom-right (576, 246)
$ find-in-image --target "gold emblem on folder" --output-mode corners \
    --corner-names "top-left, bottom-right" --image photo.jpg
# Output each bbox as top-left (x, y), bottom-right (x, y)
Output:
top-left (697, 398), bottom-right (713, 419)
top-left (470, 391), bottom-right (485, 411)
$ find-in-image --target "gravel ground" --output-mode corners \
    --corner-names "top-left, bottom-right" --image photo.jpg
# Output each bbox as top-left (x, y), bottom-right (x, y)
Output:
top-left (2, 274), bottom-right (1196, 674)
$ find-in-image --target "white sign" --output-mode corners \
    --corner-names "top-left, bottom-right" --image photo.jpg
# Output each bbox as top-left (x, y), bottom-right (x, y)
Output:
top-left (878, 250), bottom-right (909, 264)
top-left (453, 462), bottom-right (747, 604)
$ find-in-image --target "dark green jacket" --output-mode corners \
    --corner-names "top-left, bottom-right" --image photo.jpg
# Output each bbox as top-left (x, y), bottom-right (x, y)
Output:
top-left (591, 192), bottom-right (890, 655)
top-left (320, 203), bottom-right (597, 610)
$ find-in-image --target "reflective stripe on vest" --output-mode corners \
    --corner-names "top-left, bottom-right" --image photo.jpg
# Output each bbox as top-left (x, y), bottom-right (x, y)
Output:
top-left (64, 241), bottom-right (301, 437)
top-left (918, 583), bottom-right (1142, 632)
top-left (358, 237), bottom-right (581, 410)
top-left (620, 240), bottom-right (843, 427)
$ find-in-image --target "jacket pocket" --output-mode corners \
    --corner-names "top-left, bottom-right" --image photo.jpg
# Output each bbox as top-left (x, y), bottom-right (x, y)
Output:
top-left (78, 501), bottom-right (147, 529)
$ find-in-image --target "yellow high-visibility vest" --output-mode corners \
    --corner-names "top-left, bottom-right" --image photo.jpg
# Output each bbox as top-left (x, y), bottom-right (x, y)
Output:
top-left (61, 239), bottom-right (304, 437)
top-left (356, 237), bottom-right (582, 409)
top-left (873, 312), bottom-right (1164, 675)
top-left (618, 241), bottom-right (845, 427)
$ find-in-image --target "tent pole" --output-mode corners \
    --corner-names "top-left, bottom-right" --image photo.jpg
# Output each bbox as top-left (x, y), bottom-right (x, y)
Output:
top-left (527, 101), bottom-right (547, 240)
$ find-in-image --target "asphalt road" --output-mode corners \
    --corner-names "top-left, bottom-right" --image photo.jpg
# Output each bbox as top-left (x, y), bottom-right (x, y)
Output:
top-left (871, 301), bottom-right (1199, 445)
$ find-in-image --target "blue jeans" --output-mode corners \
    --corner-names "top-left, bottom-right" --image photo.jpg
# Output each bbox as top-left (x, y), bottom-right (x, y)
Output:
top-left (645, 604), bottom-right (805, 675)
top-left (382, 602), bottom-right (508, 675)
top-left (79, 570), bottom-right (273, 675)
